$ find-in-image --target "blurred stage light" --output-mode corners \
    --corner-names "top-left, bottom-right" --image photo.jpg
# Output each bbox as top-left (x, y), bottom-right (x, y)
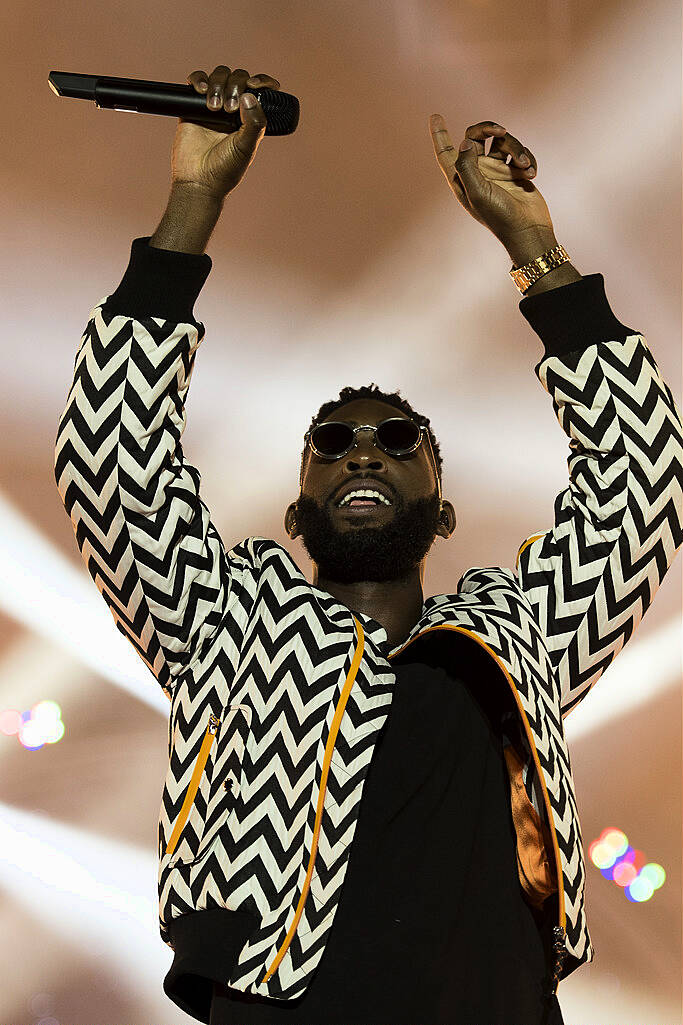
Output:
top-left (0, 709), bottom-right (23, 735)
top-left (0, 802), bottom-right (174, 1006)
top-left (589, 827), bottom-right (666, 903)
top-left (562, 618), bottom-right (681, 740)
top-left (0, 491), bottom-right (168, 714)
top-left (1, 700), bottom-right (65, 750)
top-left (29, 992), bottom-right (56, 1017)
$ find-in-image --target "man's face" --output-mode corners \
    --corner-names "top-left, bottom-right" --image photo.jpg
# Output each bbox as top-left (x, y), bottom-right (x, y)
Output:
top-left (292, 398), bottom-right (446, 584)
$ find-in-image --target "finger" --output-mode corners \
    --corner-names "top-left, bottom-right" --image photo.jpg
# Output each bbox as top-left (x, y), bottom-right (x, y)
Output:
top-left (225, 68), bottom-right (250, 111)
top-left (246, 74), bottom-right (281, 88)
top-left (234, 90), bottom-right (267, 156)
top-left (519, 146), bottom-right (537, 177)
top-left (488, 133), bottom-right (529, 165)
top-left (205, 65), bottom-right (231, 109)
top-left (429, 115), bottom-right (506, 179)
top-left (429, 114), bottom-right (459, 182)
top-left (452, 137), bottom-right (489, 204)
top-left (461, 120), bottom-right (509, 157)
top-left (489, 134), bottom-right (537, 176)
top-left (429, 119), bottom-right (484, 201)
top-left (187, 70), bottom-right (210, 94)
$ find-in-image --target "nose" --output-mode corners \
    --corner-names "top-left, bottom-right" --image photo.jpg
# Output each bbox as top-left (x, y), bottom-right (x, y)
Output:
top-left (344, 431), bottom-right (387, 473)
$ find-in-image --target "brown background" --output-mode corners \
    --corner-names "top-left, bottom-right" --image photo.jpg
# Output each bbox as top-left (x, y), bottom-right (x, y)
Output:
top-left (0, 0), bottom-right (681, 1022)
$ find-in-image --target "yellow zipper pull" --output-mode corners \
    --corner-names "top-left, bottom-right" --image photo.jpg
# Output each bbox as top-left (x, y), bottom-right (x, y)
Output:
top-left (208, 713), bottom-right (220, 734)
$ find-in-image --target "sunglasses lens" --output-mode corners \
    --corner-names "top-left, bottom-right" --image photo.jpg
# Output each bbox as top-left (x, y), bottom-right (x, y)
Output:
top-left (377, 419), bottom-right (420, 452)
top-left (311, 422), bottom-right (355, 456)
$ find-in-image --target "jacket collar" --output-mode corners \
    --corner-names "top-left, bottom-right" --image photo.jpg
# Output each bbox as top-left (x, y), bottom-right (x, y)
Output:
top-left (297, 551), bottom-right (468, 659)
top-left (349, 593), bottom-right (467, 659)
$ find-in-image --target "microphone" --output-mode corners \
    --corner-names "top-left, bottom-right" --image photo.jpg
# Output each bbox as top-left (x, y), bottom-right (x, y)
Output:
top-left (48, 71), bottom-right (300, 136)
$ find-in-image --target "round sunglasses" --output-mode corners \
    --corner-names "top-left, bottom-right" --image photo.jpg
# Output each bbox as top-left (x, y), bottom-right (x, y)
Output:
top-left (305, 417), bottom-right (426, 459)
top-left (302, 417), bottom-right (443, 504)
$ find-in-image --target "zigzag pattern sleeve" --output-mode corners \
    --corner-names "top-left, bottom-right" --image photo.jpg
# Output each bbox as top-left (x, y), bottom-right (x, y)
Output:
top-left (53, 238), bottom-right (249, 699)
top-left (514, 274), bottom-right (683, 716)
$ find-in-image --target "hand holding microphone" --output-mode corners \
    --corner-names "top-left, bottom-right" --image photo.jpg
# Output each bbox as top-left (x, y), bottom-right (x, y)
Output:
top-left (48, 62), bottom-right (297, 252)
top-left (173, 65), bottom-right (282, 200)
top-left (49, 64), bottom-right (295, 203)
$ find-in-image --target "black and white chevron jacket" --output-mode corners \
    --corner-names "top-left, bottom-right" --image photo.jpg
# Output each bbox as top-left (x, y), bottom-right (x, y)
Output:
top-left (54, 236), bottom-right (683, 1001)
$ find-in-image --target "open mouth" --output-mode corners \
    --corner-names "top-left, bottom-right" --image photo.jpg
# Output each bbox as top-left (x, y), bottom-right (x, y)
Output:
top-left (333, 490), bottom-right (394, 517)
top-left (334, 484), bottom-right (394, 511)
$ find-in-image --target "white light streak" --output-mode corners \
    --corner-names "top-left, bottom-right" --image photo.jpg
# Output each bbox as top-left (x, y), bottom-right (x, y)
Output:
top-left (563, 617), bottom-right (682, 741)
top-left (0, 802), bottom-right (170, 1003)
top-left (0, 491), bottom-right (168, 714)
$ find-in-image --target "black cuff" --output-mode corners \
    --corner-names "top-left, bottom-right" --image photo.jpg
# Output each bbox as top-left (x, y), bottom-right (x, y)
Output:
top-left (100, 236), bottom-right (212, 326)
top-left (519, 273), bottom-right (638, 360)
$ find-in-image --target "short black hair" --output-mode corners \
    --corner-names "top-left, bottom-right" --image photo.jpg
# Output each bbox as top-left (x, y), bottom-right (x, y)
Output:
top-left (300, 383), bottom-right (443, 486)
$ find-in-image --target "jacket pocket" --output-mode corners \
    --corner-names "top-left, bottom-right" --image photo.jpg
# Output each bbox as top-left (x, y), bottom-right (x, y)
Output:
top-left (165, 703), bottom-right (252, 867)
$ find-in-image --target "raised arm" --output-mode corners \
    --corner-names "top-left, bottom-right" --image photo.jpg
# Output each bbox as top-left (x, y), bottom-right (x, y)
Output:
top-left (514, 278), bottom-right (683, 715)
top-left (429, 115), bottom-right (683, 715)
top-left (54, 64), bottom-right (280, 698)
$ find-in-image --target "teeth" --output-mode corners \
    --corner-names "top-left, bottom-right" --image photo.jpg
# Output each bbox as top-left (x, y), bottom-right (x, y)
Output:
top-left (339, 488), bottom-right (391, 507)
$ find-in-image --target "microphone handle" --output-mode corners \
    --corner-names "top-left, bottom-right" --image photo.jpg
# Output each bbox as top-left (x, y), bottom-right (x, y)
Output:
top-left (47, 71), bottom-right (300, 136)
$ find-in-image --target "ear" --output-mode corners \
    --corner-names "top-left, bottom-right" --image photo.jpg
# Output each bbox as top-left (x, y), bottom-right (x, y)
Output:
top-left (284, 502), bottom-right (299, 539)
top-left (436, 500), bottom-right (456, 539)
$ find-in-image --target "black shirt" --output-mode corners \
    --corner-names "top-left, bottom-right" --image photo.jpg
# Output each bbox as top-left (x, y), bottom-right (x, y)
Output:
top-left (203, 637), bottom-right (564, 1025)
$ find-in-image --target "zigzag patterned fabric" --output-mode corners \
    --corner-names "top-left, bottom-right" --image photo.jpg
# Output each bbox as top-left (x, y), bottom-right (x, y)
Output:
top-left (54, 290), bottom-right (683, 1000)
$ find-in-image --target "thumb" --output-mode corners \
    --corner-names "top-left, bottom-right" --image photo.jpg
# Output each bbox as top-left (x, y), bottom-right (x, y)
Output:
top-left (453, 138), bottom-right (486, 203)
top-left (234, 93), bottom-right (267, 157)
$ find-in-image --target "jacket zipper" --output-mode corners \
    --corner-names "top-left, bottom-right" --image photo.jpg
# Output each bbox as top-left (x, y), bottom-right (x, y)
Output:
top-left (165, 712), bottom-right (221, 858)
top-left (260, 617), bottom-right (366, 985)
top-left (388, 624), bottom-right (568, 989)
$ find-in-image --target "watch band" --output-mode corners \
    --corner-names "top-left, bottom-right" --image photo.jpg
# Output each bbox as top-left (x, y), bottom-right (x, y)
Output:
top-left (509, 243), bottom-right (570, 295)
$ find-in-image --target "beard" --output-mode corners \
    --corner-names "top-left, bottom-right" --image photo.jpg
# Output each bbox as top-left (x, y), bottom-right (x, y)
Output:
top-left (294, 490), bottom-right (443, 583)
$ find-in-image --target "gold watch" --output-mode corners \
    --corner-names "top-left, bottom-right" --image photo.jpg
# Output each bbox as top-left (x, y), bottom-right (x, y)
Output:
top-left (509, 244), bottom-right (570, 295)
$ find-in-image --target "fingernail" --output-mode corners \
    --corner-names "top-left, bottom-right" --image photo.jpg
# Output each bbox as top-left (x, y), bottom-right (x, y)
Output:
top-left (459, 139), bottom-right (472, 151)
top-left (243, 93), bottom-right (257, 108)
top-left (209, 93), bottom-right (221, 108)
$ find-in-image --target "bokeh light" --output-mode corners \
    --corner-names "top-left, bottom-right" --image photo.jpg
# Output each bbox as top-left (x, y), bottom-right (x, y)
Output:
top-left (613, 861), bottom-right (638, 887)
top-left (639, 863), bottom-right (666, 889)
top-left (0, 709), bottom-right (23, 735)
top-left (31, 700), bottom-right (62, 723)
top-left (602, 828), bottom-right (628, 856)
top-left (589, 828), bottom-right (666, 903)
top-left (626, 876), bottom-right (654, 902)
top-left (29, 992), bottom-right (55, 1016)
top-left (589, 840), bottom-right (618, 869)
top-left (19, 720), bottom-right (44, 750)
top-left (3, 700), bottom-right (66, 750)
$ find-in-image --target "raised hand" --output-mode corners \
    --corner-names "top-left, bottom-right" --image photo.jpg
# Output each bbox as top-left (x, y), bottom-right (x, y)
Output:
top-left (169, 64), bottom-right (282, 200)
top-left (429, 117), bottom-right (556, 256)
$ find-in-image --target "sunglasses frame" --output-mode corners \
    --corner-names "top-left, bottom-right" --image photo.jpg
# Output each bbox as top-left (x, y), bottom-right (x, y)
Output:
top-left (300, 417), bottom-right (442, 502)
top-left (307, 417), bottom-right (424, 459)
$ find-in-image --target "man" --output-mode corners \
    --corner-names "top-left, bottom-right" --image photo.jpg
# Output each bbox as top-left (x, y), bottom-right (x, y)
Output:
top-left (54, 64), bottom-right (683, 1025)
